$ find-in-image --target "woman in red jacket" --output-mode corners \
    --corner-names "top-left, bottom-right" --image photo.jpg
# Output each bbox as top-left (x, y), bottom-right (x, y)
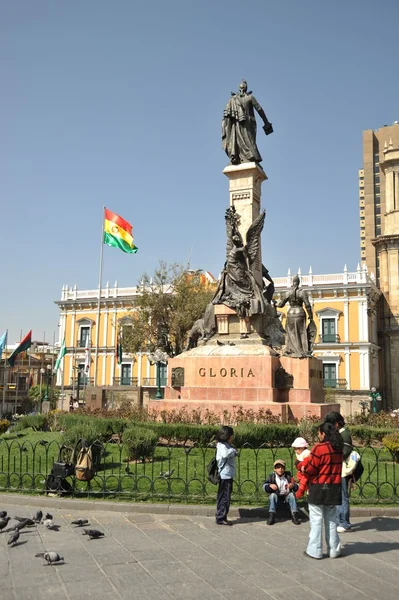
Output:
top-left (302, 422), bottom-right (343, 559)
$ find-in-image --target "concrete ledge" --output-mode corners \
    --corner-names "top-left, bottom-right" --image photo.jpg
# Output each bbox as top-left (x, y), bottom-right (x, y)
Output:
top-left (0, 493), bottom-right (399, 518)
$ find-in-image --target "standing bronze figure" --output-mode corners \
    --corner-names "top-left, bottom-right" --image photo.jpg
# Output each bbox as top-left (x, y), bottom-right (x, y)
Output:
top-left (278, 275), bottom-right (316, 358)
top-left (222, 80), bottom-right (273, 165)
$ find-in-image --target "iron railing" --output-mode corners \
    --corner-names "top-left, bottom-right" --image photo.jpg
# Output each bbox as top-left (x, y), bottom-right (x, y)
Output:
top-left (112, 377), bottom-right (139, 386)
top-left (318, 334), bottom-right (341, 343)
top-left (323, 378), bottom-right (348, 389)
top-left (0, 439), bottom-right (397, 504)
top-left (142, 377), bottom-right (167, 387)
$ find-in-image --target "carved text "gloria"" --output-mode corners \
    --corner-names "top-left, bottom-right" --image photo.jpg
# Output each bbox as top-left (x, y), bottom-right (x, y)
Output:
top-left (198, 367), bottom-right (255, 378)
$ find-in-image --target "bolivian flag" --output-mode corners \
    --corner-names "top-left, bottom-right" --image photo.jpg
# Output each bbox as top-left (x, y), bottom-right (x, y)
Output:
top-left (8, 330), bottom-right (32, 367)
top-left (104, 208), bottom-right (138, 254)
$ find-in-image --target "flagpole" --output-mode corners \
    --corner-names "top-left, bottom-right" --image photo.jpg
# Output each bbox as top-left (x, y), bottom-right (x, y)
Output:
top-left (1, 330), bottom-right (7, 415)
top-left (61, 368), bottom-right (65, 411)
top-left (94, 206), bottom-right (106, 387)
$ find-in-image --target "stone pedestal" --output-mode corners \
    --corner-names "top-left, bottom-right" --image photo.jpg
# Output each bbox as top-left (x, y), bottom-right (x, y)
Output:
top-left (153, 346), bottom-right (339, 422)
top-left (223, 162), bottom-right (267, 288)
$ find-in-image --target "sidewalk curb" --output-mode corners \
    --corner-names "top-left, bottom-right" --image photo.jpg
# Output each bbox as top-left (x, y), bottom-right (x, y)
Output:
top-left (1, 493), bottom-right (399, 518)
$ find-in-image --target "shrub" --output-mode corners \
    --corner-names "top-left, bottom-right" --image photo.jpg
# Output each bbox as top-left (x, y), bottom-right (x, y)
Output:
top-left (382, 433), bottom-right (399, 462)
top-left (122, 426), bottom-right (158, 462)
top-left (351, 426), bottom-right (396, 445)
top-left (14, 414), bottom-right (48, 432)
top-left (0, 419), bottom-right (10, 435)
top-left (62, 423), bottom-right (103, 449)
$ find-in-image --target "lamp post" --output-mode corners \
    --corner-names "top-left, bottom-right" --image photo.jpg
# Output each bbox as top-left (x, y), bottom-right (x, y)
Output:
top-left (39, 367), bottom-right (45, 412)
top-left (42, 364), bottom-right (52, 403)
top-left (369, 387), bottom-right (382, 414)
top-left (148, 348), bottom-right (168, 400)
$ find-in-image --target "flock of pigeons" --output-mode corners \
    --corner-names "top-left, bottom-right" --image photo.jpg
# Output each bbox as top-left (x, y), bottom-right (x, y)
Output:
top-left (0, 509), bottom-right (105, 565)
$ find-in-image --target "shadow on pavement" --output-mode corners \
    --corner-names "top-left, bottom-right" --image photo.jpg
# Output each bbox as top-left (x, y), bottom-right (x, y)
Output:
top-left (343, 541), bottom-right (399, 555)
top-left (351, 517), bottom-right (399, 532)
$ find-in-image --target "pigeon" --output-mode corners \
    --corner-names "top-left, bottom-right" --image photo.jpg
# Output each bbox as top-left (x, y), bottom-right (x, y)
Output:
top-left (44, 513), bottom-right (53, 521)
top-left (43, 519), bottom-right (60, 530)
top-left (0, 517), bottom-right (11, 531)
top-left (216, 340), bottom-right (225, 346)
top-left (34, 510), bottom-right (43, 523)
top-left (82, 529), bottom-right (104, 539)
top-left (160, 469), bottom-right (175, 478)
top-left (0, 511), bottom-right (7, 519)
top-left (14, 517), bottom-right (35, 526)
top-left (7, 531), bottom-right (20, 547)
top-left (9, 519), bottom-right (30, 532)
top-left (228, 341), bottom-right (235, 346)
top-left (71, 519), bottom-right (89, 527)
top-left (35, 551), bottom-right (64, 565)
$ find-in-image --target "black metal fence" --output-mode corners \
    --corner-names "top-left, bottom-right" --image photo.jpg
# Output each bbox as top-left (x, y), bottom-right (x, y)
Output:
top-left (0, 439), bottom-right (398, 504)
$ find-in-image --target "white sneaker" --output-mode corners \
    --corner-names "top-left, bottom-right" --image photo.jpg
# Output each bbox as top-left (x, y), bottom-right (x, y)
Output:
top-left (337, 526), bottom-right (349, 533)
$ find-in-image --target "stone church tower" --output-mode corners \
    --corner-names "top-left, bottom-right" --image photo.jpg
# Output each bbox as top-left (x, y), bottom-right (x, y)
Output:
top-left (373, 137), bottom-right (399, 408)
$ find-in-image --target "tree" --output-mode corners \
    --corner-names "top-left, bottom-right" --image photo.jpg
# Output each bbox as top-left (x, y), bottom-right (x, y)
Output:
top-left (28, 385), bottom-right (60, 411)
top-left (122, 262), bottom-right (215, 356)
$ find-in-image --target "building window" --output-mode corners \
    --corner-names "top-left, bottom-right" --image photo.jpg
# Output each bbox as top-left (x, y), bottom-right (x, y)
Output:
top-left (374, 175), bottom-right (380, 184)
top-left (375, 205), bottom-right (381, 214)
top-left (323, 363), bottom-right (337, 388)
top-left (78, 327), bottom-right (90, 348)
top-left (376, 216), bottom-right (381, 225)
top-left (121, 363), bottom-right (132, 385)
top-left (376, 226), bottom-right (381, 235)
top-left (374, 185), bottom-right (380, 194)
top-left (321, 319), bottom-right (337, 343)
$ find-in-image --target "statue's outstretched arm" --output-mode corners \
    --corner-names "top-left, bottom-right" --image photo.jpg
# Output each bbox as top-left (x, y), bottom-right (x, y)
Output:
top-left (251, 96), bottom-right (270, 126)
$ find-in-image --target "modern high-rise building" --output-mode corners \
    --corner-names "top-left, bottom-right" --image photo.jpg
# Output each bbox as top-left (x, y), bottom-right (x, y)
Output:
top-left (360, 122), bottom-right (399, 280)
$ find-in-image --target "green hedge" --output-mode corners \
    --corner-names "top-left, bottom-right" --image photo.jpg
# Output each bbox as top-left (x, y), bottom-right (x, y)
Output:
top-left (46, 413), bottom-right (399, 448)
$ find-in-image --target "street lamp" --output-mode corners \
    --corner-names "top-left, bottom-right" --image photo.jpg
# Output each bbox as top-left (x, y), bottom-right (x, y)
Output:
top-left (39, 368), bottom-right (45, 411)
top-left (369, 387), bottom-right (382, 414)
top-left (42, 364), bottom-right (52, 403)
top-left (148, 348), bottom-right (169, 400)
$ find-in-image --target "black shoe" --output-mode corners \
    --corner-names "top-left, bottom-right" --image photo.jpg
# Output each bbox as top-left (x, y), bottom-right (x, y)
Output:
top-left (267, 513), bottom-right (275, 525)
top-left (292, 512), bottom-right (301, 525)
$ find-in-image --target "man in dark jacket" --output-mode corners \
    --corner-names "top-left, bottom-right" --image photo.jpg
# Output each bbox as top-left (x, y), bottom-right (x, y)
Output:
top-left (263, 460), bottom-right (300, 525)
top-left (324, 411), bottom-right (352, 533)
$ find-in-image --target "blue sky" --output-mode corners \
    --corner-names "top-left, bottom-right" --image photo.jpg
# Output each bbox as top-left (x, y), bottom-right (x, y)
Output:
top-left (1, 0), bottom-right (398, 344)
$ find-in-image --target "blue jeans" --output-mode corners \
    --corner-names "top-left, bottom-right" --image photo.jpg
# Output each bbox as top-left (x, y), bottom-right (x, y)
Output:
top-left (269, 492), bottom-right (297, 514)
top-left (307, 504), bottom-right (341, 559)
top-left (337, 476), bottom-right (351, 529)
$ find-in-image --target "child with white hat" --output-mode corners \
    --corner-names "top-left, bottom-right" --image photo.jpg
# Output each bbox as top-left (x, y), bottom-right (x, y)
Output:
top-left (291, 437), bottom-right (311, 499)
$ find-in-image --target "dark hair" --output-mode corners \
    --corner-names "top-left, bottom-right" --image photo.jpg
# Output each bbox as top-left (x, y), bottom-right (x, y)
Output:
top-left (319, 422), bottom-right (344, 453)
top-left (216, 426), bottom-right (234, 442)
top-left (324, 411), bottom-right (345, 427)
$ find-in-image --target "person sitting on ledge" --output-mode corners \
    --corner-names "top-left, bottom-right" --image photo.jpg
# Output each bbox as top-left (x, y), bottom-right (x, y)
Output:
top-left (263, 460), bottom-right (301, 525)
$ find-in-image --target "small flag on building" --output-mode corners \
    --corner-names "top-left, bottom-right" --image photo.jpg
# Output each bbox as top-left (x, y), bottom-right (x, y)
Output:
top-left (116, 331), bottom-right (123, 365)
top-left (54, 338), bottom-right (67, 372)
top-left (0, 330), bottom-right (7, 360)
top-left (8, 330), bottom-right (32, 367)
top-left (104, 208), bottom-right (138, 254)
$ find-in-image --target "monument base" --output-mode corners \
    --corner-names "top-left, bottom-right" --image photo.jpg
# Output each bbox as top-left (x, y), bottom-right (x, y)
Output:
top-left (150, 345), bottom-right (339, 422)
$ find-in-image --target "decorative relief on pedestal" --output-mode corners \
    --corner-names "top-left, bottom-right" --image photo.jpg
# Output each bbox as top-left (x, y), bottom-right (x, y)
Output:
top-left (232, 192), bottom-right (251, 202)
top-left (171, 367), bottom-right (184, 387)
top-left (217, 315), bottom-right (229, 334)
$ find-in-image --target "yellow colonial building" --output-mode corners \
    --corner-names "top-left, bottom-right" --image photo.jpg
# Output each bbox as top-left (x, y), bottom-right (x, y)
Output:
top-left (55, 265), bottom-right (381, 414)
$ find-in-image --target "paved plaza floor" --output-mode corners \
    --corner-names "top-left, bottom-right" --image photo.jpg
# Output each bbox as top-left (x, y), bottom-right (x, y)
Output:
top-left (1, 501), bottom-right (399, 600)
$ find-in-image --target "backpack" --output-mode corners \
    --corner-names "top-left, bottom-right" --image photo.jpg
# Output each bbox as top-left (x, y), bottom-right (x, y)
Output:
top-left (342, 450), bottom-right (362, 478)
top-left (74, 443), bottom-right (95, 482)
top-left (45, 473), bottom-right (72, 495)
top-left (206, 455), bottom-right (227, 485)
